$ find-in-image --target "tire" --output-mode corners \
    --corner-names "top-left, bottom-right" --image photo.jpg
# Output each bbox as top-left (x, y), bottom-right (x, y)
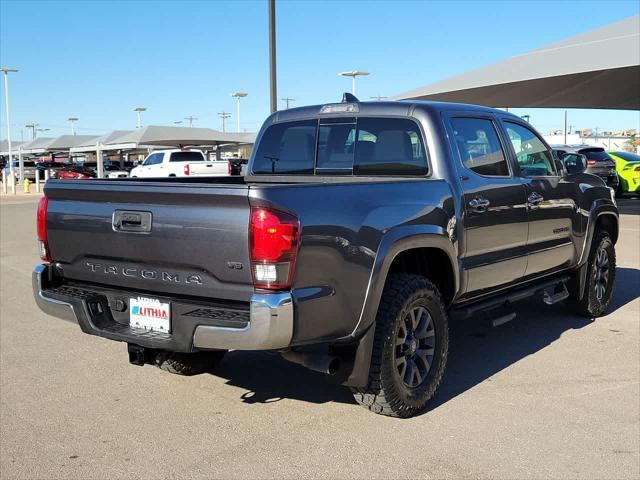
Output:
top-left (351, 274), bottom-right (449, 418)
top-left (571, 230), bottom-right (616, 318)
top-left (155, 350), bottom-right (226, 376)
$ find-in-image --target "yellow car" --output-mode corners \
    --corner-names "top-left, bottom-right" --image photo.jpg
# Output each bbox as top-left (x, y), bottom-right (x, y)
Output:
top-left (610, 151), bottom-right (640, 196)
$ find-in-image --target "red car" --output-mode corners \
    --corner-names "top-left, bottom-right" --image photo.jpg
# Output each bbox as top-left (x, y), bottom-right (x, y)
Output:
top-left (55, 164), bottom-right (96, 179)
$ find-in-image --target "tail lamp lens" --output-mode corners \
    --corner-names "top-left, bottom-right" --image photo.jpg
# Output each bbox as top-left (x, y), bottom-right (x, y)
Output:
top-left (184, 164), bottom-right (190, 175)
top-left (228, 161), bottom-right (232, 175)
top-left (587, 159), bottom-right (596, 166)
top-left (37, 196), bottom-right (51, 263)
top-left (634, 166), bottom-right (640, 172)
top-left (249, 207), bottom-right (299, 290)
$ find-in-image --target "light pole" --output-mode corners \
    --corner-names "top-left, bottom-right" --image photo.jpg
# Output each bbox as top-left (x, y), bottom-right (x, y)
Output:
top-left (338, 71), bottom-right (369, 95)
top-left (218, 112), bottom-right (231, 133)
top-left (25, 123), bottom-right (38, 139)
top-left (68, 117), bottom-right (78, 135)
top-left (269, 0), bottom-right (277, 113)
top-left (184, 116), bottom-right (197, 128)
top-left (0, 68), bottom-right (18, 176)
top-left (133, 107), bottom-right (146, 128)
top-left (231, 92), bottom-right (247, 132)
top-left (281, 97), bottom-right (294, 109)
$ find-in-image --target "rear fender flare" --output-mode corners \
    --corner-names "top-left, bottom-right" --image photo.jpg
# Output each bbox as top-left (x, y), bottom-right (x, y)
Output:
top-left (349, 225), bottom-right (458, 340)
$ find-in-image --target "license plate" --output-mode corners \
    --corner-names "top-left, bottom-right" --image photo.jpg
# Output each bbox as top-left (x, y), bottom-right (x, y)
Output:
top-left (129, 296), bottom-right (171, 333)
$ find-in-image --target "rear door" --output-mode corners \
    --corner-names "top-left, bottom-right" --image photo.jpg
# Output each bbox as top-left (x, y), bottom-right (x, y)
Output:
top-left (445, 113), bottom-right (529, 295)
top-left (499, 119), bottom-right (581, 276)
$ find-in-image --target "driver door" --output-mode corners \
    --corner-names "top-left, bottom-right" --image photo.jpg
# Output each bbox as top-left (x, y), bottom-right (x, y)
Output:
top-left (498, 119), bottom-right (582, 276)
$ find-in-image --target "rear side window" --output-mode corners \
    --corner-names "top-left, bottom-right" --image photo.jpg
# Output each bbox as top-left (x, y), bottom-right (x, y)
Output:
top-left (253, 120), bottom-right (317, 174)
top-left (353, 118), bottom-right (427, 176)
top-left (578, 148), bottom-right (612, 163)
top-left (450, 117), bottom-right (509, 176)
top-left (170, 151), bottom-right (204, 162)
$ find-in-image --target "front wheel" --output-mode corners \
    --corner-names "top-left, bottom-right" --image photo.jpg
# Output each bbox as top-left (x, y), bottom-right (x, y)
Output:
top-left (351, 274), bottom-right (449, 418)
top-left (571, 231), bottom-right (616, 317)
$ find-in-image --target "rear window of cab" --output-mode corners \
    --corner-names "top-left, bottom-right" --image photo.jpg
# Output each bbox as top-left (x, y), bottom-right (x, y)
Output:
top-left (252, 117), bottom-right (428, 176)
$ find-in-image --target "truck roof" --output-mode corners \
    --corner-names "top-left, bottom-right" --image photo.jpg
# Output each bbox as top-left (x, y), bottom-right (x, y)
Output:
top-left (268, 99), bottom-right (521, 124)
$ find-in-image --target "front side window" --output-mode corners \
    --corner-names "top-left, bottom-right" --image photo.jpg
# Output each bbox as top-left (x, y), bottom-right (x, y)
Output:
top-left (353, 118), bottom-right (427, 176)
top-left (253, 120), bottom-right (317, 174)
top-left (143, 153), bottom-right (161, 166)
top-left (504, 122), bottom-right (556, 177)
top-left (450, 117), bottom-right (509, 176)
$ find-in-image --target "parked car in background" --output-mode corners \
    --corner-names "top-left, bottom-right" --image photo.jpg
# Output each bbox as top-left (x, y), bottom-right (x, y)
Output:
top-left (609, 151), bottom-right (640, 196)
top-left (129, 149), bottom-right (229, 178)
top-left (37, 161), bottom-right (71, 179)
top-left (552, 145), bottom-right (619, 189)
top-left (55, 164), bottom-right (97, 180)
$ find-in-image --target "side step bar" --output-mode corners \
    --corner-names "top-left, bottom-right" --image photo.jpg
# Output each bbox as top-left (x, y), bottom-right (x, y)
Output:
top-left (454, 275), bottom-right (571, 321)
top-left (543, 283), bottom-right (570, 305)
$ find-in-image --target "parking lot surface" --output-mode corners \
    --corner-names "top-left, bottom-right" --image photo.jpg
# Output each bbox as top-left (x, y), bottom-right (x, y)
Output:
top-left (1, 195), bottom-right (639, 480)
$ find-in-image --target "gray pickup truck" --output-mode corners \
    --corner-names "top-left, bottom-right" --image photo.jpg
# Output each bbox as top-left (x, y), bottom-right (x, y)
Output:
top-left (33, 96), bottom-right (618, 417)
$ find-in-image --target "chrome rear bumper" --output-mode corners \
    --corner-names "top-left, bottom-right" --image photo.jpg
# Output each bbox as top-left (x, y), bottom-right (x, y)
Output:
top-left (32, 264), bottom-right (293, 351)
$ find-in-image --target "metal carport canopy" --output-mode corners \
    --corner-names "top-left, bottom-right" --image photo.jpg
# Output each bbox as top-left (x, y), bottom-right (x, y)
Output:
top-left (68, 130), bottom-right (134, 153)
top-left (394, 15), bottom-right (640, 109)
top-left (113, 125), bottom-right (255, 147)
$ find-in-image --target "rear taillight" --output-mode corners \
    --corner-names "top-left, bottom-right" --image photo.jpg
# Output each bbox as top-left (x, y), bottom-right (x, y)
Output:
top-left (634, 166), bottom-right (640, 172)
top-left (587, 159), bottom-right (596, 166)
top-left (228, 161), bottom-right (232, 175)
top-left (249, 207), bottom-right (300, 290)
top-left (184, 164), bottom-right (190, 176)
top-left (37, 196), bottom-right (51, 263)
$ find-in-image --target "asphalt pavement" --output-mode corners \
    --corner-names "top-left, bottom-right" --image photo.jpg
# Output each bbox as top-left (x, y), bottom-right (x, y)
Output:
top-left (1, 195), bottom-right (638, 479)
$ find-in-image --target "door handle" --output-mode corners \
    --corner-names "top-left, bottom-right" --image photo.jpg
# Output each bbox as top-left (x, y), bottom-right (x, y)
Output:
top-left (528, 192), bottom-right (544, 205)
top-left (468, 197), bottom-right (490, 213)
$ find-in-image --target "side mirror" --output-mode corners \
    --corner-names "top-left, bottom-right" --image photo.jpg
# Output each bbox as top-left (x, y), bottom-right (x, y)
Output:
top-left (563, 153), bottom-right (587, 175)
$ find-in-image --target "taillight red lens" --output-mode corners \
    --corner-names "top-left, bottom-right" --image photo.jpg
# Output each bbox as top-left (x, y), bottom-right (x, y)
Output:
top-left (184, 164), bottom-right (190, 175)
top-left (634, 166), bottom-right (640, 172)
top-left (249, 207), bottom-right (299, 290)
top-left (228, 161), bottom-right (232, 175)
top-left (587, 159), bottom-right (596, 166)
top-left (37, 196), bottom-right (51, 263)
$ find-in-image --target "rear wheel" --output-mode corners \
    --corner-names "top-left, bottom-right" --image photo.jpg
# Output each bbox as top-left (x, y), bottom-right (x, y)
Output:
top-left (571, 231), bottom-right (616, 317)
top-left (155, 350), bottom-right (226, 376)
top-left (351, 274), bottom-right (449, 418)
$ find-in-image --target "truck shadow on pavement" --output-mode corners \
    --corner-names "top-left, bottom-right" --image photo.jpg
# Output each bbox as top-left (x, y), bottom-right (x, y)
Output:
top-left (209, 267), bottom-right (639, 411)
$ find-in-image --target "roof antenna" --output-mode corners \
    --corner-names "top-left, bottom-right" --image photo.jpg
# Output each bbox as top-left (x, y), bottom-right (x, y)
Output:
top-left (342, 92), bottom-right (359, 103)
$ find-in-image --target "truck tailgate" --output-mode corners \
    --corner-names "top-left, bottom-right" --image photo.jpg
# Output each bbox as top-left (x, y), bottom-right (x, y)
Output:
top-left (45, 180), bottom-right (253, 302)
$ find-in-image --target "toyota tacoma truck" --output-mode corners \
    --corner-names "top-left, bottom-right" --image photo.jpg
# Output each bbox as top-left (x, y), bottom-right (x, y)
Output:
top-left (33, 96), bottom-right (618, 417)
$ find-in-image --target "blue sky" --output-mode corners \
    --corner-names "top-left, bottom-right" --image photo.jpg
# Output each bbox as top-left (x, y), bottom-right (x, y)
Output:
top-left (1, 0), bottom-right (639, 141)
